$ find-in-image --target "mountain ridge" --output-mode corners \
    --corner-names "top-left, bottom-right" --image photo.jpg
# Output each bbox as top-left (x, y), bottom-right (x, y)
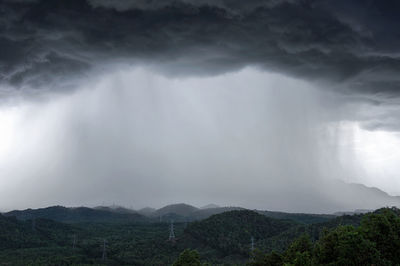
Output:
top-left (4, 205), bottom-right (147, 223)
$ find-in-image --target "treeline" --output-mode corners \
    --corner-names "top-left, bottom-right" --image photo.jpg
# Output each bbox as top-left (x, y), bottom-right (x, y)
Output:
top-left (182, 209), bottom-right (365, 263)
top-left (248, 207), bottom-right (400, 265)
top-left (172, 208), bottom-right (400, 265)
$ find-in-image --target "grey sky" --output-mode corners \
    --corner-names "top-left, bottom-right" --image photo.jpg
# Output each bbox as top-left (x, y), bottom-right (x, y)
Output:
top-left (1, 0), bottom-right (400, 212)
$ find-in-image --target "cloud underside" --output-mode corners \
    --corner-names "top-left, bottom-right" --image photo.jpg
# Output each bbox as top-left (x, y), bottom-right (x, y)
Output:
top-left (1, 0), bottom-right (400, 98)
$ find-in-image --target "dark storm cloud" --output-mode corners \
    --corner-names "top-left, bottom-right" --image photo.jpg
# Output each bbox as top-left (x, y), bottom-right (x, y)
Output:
top-left (0, 0), bottom-right (400, 99)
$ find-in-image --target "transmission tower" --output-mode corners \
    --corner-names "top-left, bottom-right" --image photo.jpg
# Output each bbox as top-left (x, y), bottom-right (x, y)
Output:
top-left (102, 239), bottom-right (107, 260)
top-left (169, 220), bottom-right (175, 241)
top-left (72, 234), bottom-right (76, 249)
top-left (250, 236), bottom-right (255, 252)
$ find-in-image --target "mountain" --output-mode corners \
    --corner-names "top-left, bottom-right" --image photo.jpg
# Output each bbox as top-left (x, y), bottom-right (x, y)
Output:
top-left (179, 209), bottom-right (367, 261)
top-left (153, 203), bottom-right (199, 217)
top-left (1, 205), bottom-right (396, 265)
top-left (320, 181), bottom-right (400, 212)
top-left (136, 204), bottom-right (243, 222)
top-left (183, 210), bottom-right (297, 256)
top-left (4, 206), bottom-right (148, 223)
top-left (333, 209), bottom-right (373, 216)
top-left (138, 204), bottom-right (336, 224)
top-left (94, 205), bottom-right (137, 214)
top-left (137, 207), bottom-right (157, 216)
top-left (148, 204), bottom-right (244, 222)
top-left (0, 213), bottom-right (79, 250)
top-left (191, 206), bottom-right (245, 220)
top-left (5, 204), bottom-right (335, 225)
top-left (259, 211), bottom-right (366, 253)
top-left (201, 204), bottom-right (220, 209)
top-left (257, 210), bottom-right (335, 224)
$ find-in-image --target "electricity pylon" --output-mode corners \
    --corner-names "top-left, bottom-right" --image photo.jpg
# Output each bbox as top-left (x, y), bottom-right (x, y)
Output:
top-left (169, 220), bottom-right (175, 241)
top-left (102, 239), bottom-right (107, 260)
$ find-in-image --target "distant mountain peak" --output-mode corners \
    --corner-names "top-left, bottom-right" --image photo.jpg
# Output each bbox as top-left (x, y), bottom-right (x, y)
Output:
top-left (201, 204), bottom-right (220, 209)
top-left (138, 207), bottom-right (156, 212)
top-left (154, 203), bottom-right (199, 217)
top-left (94, 206), bottom-right (136, 214)
top-left (137, 207), bottom-right (156, 216)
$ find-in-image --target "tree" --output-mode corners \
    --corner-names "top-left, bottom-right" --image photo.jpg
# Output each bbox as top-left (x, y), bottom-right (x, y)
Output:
top-left (360, 208), bottom-right (400, 264)
top-left (248, 249), bottom-right (283, 266)
top-left (283, 234), bottom-right (313, 266)
top-left (313, 225), bottom-right (381, 266)
top-left (173, 249), bottom-right (201, 266)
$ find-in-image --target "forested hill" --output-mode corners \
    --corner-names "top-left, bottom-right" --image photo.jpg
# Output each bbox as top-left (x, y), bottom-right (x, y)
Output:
top-left (256, 210), bottom-right (334, 224)
top-left (0, 207), bottom-right (398, 265)
top-left (3, 204), bottom-right (338, 225)
top-left (259, 212), bottom-right (365, 253)
top-left (153, 203), bottom-right (199, 217)
top-left (248, 207), bottom-right (400, 265)
top-left (135, 203), bottom-right (336, 224)
top-left (179, 209), bottom-right (367, 262)
top-left (183, 210), bottom-right (297, 256)
top-left (4, 205), bottom-right (148, 223)
top-left (0, 214), bottom-right (80, 250)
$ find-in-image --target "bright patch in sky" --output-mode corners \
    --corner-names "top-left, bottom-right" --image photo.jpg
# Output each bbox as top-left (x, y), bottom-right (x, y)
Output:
top-left (344, 122), bottom-right (400, 195)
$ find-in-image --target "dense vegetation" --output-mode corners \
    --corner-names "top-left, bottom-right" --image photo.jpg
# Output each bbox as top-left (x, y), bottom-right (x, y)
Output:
top-left (185, 210), bottom-right (296, 256)
top-left (249, 207), bottom-right (400, 265)
top-left (0, 215), bottom-right (187, 265)
top-left (1, 206), bottom-right (399, 265)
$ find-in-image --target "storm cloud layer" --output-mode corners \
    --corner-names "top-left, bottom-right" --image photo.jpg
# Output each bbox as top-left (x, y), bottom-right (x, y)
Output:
top-left (1, 0), bottom-right (400, 101)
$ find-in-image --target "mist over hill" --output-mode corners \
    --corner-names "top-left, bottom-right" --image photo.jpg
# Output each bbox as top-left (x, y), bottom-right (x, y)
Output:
top-left (3, 181), bottom-right (400, 225)
top-left (5, 180), bottom-right (399, 225)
